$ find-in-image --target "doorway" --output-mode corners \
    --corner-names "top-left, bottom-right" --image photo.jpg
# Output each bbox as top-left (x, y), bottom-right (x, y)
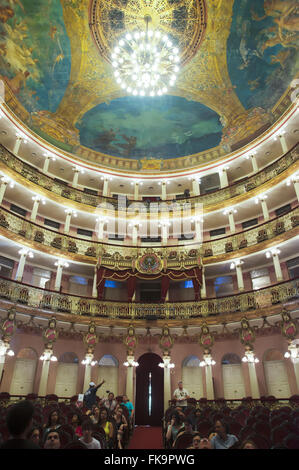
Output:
top-left (135, 353), bottom-right (164, 426)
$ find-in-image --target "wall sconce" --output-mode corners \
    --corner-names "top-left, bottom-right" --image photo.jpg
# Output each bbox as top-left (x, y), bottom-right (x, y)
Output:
top-left (158, 362), bottom-right (175, 368)
top-left (0, 340), bottom-right (14, 357)
top-left (40, 349), bottom-right (57, 362)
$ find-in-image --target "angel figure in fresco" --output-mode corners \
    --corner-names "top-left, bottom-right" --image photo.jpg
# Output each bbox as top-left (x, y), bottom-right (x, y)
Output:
top-left (239, 317), bottom-right (255, 348)
top-left (124, 325), bottom-right (138, 355)
top-left (0, 6), bottom-right (14, 23)
top-left (94, 128), bottom-right (117, 152)
top-left (159, 325), bottom-right (174, 356)
top-left (251, 0), bottom-right (299, 52)
top-left (280, 310), bottom-right (297, 341)
top-left (43, 317), bottom-right (58, 348)
top-left (117, 135), bottom-right (137, 156)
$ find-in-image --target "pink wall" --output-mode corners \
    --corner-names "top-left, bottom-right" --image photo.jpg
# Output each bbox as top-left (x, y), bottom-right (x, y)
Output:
top-left (1, 330), bottom-right (297, 399)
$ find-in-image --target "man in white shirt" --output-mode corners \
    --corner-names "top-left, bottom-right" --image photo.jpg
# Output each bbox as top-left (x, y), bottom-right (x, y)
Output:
top-left (79, 419), bottom-right (102, 449)
top-left (173, 381), bottom-right (190, 408)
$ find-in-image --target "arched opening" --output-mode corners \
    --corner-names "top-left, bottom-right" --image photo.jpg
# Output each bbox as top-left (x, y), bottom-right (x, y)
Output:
top-left (54, 352), bottom-right (79, 398)
top-left (135, 353), bottom-right (164, 426)
top-left (98, 355), bottom-right (119, 399)
top-left (10, 347), bottom-right (38, 396)
top-left (182, 355), bottom-right (203, 400)
top-left (263, 348), bottom-right (291, 398)
top-left (221, 353), bottom-right (245, 399)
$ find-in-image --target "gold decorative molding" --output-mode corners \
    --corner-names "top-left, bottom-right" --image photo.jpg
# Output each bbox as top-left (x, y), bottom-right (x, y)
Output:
top-left (0, 277), bottom-right (298, 327)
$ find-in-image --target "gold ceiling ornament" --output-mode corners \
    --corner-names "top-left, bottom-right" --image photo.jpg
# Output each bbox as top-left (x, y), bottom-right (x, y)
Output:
top-left (89, 0), bottom-right (207, 66)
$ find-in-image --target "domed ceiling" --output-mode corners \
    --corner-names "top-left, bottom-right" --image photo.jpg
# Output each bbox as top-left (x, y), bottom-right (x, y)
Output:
top-left (0, 0), bottom-right (298, 168)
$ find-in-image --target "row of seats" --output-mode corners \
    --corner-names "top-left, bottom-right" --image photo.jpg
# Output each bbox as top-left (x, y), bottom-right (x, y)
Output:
top-left (163, 401), bottom-right (299, 449)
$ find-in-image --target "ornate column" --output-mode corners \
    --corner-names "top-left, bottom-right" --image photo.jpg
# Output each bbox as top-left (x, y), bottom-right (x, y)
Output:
top-left (72, 166), bottom-right (84, 188)
top-left (42, 153), bottom-right (56, 173)
top-left (239, 318), bottom-right (260, 399)
top-left (230, 259), bottom-right (245, 292)
top-left (0, 177), bottom-right (9, 204)
top-left (132, 181), bottom-right (142, 200)
top-left (13, 135), bottom-right (23, 155)
top-left (224, 207), bottom-right (237, 234)
top-left (64, 208), bottom-right (77, 234)
top-left (286, 174), bottom-right (299, 202)
top-left (92, 267), bottom-right (98, 298)
top-left (280, 311), bottom-right (299, 390)
top-left (159, 220), bottom-right (170, 245)
top-left (38, 317), bottom-right (58, 396)
top-left (0, 308), bottom-right (16, 386)
top-left (130, 221), bottom-right (142, 245)
top-left (219, 167), bottom-right (229, 188)
top-left (31, 195), bottom-right (46, 222)
top-left (199, 323), bottom-right (215, 400)
top-left (160, 181), bottom-right (168, 201)
top-left (123, 326), bottom-right (138, 406)
top-left (279, 133), bottom-right (288, 154)
top-left (101, 177), bottom-right (110, 197)
top-left (190, 177), bottom-right (200, 197)
top-left (15, 248), bottom-right (34, 282)
top-left (200, 268), bottom-right (207, 299)
top-left (256, 194), bottom-right (269, 221)
top-left (266, 248), bottom-right (283, 282)
top-left (246, 153), bottom-right (258, 173)
top-left (82, 322), bottom-right (98, 392)
top-left (159, 325), bottom-right (174, 412)
top-left (54, 259), bottom-right (69, 291)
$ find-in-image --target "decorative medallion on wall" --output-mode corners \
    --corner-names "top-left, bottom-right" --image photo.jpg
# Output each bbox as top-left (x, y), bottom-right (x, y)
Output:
top-left (136, 250), bottom-right (163, 274)
top-left (83, 321), bottom-right (98, 354)
top-left (159, 325), bottom-right (174, 356)
top-left (280, 310), bottom-right (297, 341)
top-left (43, 316), bottom-right (58, 349)
top-left (124, 324), bottom-right (138, 355)
top-left (198, 322), bottom-right (214, 354)
top-left (239, 317), bottom-right (255, 348)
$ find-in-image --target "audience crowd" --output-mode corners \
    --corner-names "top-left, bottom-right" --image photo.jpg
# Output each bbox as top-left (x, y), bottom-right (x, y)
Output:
top-left (0, 393), bottom-right (298, 449)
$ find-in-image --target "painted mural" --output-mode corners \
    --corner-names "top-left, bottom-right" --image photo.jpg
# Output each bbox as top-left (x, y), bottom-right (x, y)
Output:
top-left (0, 0), bottom-right (298, 162)
top-left (227, 0), bottom-right (299, 110)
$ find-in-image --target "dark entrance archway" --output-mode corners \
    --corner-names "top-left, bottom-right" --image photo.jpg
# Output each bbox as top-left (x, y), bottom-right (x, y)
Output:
top-left (135, 353), bottom-right (164, 426)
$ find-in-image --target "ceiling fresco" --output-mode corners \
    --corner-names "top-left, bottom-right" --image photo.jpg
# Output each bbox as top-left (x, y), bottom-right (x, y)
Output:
top-left (0, 0), bottom-right (298, 166)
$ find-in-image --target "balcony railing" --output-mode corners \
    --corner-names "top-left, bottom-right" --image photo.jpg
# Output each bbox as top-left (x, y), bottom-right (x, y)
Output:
top-left (0, 142), bottom-right (298, 211)
top-left (0, 204), bottom-right (297, 259)
top-left (0, 276), bottom-right (298, 319)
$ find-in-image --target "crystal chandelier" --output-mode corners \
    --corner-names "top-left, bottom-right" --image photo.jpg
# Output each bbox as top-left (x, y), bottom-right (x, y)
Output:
top-left (112, 16), bottom-right (180, 97)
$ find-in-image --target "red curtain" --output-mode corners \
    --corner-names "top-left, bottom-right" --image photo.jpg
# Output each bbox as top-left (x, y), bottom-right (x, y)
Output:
top-left (127, 276), bottom-right (136, 302)
top-left (97, 266), bottom-right (202, 300)
top-left (161, 275), bottom-right (170, 302)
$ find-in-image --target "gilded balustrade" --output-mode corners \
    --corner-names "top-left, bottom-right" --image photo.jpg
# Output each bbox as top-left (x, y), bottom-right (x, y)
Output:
top-left (0, 204), bottom-right (298, 262)
top-left (0, 143), bottom-right (298, 212)
top-left (0, 277), bottom-right (297, 320)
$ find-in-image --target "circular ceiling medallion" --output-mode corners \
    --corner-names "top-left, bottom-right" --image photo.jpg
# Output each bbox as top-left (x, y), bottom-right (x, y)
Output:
top-left (89, 0), bottom-right (207, 66)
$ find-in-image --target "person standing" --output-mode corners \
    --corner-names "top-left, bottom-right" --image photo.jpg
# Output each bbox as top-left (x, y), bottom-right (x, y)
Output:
top-left (173, 381), bottom-right (190, 408)
top-left (83, 379), bottom-right (105, 410)
top-left (102, 392), bottom-right (117, 415)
